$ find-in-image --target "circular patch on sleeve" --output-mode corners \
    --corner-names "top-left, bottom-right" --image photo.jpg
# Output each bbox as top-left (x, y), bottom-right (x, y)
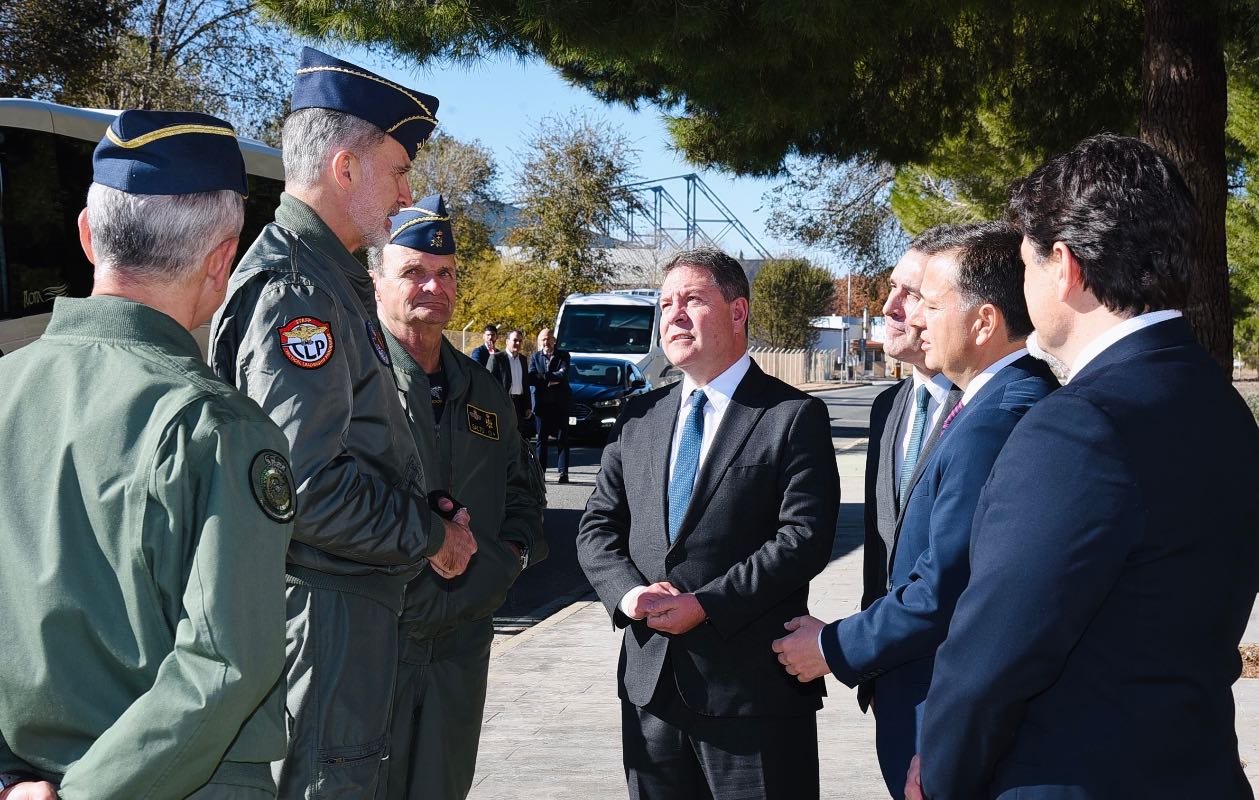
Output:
top-left (277, 316), bottom-right (334, 368)
top-left (250, 449), bottom-right (296, 523)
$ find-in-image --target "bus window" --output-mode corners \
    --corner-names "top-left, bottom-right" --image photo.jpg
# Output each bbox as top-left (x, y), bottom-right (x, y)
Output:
top-left (0, 127), bottom-right (95, 322)
top-left (556, 304), bottom-right (655, 355)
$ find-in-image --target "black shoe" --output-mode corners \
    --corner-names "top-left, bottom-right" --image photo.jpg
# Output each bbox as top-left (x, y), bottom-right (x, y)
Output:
top-left (557, 473), bottom-right (569, 484)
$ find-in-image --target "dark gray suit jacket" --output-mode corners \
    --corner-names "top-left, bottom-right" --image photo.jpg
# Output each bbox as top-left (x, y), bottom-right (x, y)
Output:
top-left (576, 361), bottom-right (840, 717)
top-left (859, 377), bottom-right (959, 710)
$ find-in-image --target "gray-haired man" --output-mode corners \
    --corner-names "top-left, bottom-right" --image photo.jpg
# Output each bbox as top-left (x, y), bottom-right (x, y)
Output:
top-left (209, 48), bottom-right (476, 798)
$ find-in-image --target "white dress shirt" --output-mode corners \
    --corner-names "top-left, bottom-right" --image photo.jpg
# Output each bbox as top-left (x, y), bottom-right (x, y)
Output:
top-left (893, 370), bottom-right (954, 486)
top-left (619, 352), bottom-right (753, 619)
top-left (960, 347), bottom-right (1029, 405)
top-left (508, 353), bottom-right (523, 396)
top-left (1067, 310), bottom-right (1183, 383)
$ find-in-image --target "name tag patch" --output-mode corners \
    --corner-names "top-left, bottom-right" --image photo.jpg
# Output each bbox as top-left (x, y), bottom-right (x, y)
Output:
top-left (278, 316), bottom-right (334, 369)
top-left (466, 404), bottom-right (500, 441)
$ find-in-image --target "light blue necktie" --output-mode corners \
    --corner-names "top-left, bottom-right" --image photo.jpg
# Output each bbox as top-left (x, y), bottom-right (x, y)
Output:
top-left (898, 385), bottom-right (931, 506)
top-left (667, 389), bottom-right (708, 544)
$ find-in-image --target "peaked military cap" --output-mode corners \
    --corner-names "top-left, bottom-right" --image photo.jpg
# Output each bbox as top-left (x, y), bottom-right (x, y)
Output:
top-left (92, 110), bottom-right (247, 196)
top-left (291, 47), bottom-right (440, 160)
top-left (388, 195), bottom-right (456, 255)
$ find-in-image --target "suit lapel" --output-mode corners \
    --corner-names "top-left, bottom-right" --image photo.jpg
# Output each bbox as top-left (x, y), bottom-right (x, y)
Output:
top-left (669, 364), bottom-right (768, 549)
top-left (894, 385), bottom-right (962, 527)
top-left (880, 379), bottom-right (914, 521)
top-left (648, 382), bottom-right (685, 544)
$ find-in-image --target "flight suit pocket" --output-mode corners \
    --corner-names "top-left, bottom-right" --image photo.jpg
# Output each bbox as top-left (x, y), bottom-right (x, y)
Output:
top-left (314, 735), bottom-right (387, 799)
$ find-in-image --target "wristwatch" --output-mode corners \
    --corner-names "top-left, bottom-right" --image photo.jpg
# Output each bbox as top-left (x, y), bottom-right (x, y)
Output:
top-left (515, 544), bottom-right (530, 571)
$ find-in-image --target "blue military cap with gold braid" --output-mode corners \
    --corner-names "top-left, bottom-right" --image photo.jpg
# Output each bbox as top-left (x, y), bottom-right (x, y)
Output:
top-left (388, 195), bottom-right (455, 255)
top-left (92, 110), bottom-right (247, 196)
top-left (291, 47), bottom-right (440, 160)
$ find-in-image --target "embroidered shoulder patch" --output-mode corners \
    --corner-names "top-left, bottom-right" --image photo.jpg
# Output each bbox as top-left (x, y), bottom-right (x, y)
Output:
top-left (250, 449), bottom-right (295, 523)
top-left (366, 319), bottom-right (392, 367)
top-left (466, 404), bottom-right (500, 441)
top-left (278, 316), bottom-right (334, 369)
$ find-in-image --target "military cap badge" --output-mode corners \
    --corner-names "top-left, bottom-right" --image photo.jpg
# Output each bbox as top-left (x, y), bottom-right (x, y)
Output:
top-left (387, 194), bottom-right (456, 256)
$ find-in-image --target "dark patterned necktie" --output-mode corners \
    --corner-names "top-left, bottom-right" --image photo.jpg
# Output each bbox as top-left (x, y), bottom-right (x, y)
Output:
top-left (898, 385), bottom-right (932, 504)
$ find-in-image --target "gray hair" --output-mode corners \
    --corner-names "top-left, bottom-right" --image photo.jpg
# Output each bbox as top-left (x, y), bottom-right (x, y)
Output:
top-left (366, 246), bottom-right (384, 273)
top-left (85, 183), bottom-right (244, 279)
top-left (282, 108), bottom-right (388, 189)
top-left (661, 246), bottom-right (750, 303)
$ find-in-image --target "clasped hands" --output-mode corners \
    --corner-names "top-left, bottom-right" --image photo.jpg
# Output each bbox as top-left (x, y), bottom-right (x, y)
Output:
top-left (429, 499), bottom-right (477, 580)
top-left (631, 582), bottom-right (707, 634)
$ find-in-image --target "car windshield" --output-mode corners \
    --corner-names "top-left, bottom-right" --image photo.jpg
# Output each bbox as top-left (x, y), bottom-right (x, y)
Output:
top-left (556, 304), bottom-right (654, 355)
top-left (572, 360), bottom-right (624, 387)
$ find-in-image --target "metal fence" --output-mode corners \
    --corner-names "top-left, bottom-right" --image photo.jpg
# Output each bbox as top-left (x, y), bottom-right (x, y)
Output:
top-left (749, 347), bottom-right (838, 385)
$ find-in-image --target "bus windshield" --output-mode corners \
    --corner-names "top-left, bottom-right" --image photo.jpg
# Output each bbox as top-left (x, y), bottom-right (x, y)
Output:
top-left (557, 304), bottom-right (654, 355)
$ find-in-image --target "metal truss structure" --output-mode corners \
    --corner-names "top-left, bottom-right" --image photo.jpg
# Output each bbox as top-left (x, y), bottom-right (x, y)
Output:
top-left (608, 173), bottom-right (771, 259)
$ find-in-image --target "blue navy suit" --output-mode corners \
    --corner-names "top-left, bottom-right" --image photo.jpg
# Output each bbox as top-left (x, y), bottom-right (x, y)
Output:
top-left (920, 318), bottom-right (1259, 799)
top-left (821, 354), bottom-right (1057, 798)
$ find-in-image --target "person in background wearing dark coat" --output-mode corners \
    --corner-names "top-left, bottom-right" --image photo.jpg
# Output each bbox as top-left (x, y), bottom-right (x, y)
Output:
top-left (490, 329), bottom-right (532, 431)
top-left (470, 324), bottom-right (498, 367)
top-left (529, 327), bottom-right (571, 483)
top-left (908, 134), bottom-right (1259, 800)
top-left (773, 222), bottom-right (1057, 799)
top-left (577, 246), bottom-right (839, 800)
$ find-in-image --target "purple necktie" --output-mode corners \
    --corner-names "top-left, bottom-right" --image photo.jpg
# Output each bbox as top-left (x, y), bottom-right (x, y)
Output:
top-left (940, 400), bottom-right (965, 432)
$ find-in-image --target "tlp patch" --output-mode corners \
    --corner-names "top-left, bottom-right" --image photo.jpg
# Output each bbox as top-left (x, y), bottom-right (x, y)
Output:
top-left (277, 316), bottom-right (333, 369)
top-left (466, 404), bottom-right (500, 441)
top-left (250, 449), bottom-right (295, 523)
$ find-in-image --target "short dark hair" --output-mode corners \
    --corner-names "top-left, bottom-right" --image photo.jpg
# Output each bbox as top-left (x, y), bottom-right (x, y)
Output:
top-left (483, 324), bottom-right (498, 335)
top-left (661, 246), bottom-right (750, 303)
top-left (909, 224), bottom-right (967, 256)
top-left (934, 222), bottom-right (1034, 340)
top-left (507, 328), bottom-right (524, 339)
top-left (1008, 133), bottom-right (1192, 315)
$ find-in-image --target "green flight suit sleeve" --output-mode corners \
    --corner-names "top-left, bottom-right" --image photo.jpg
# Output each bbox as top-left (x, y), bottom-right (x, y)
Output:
top-left (57, 412), bottom-right (292, 800)
top-left (223, 276), bottom-right (441, 566)
top-left (500, 432), bottom-right (547, 565)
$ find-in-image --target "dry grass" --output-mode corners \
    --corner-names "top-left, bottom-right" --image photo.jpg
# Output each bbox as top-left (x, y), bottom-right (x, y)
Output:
top-left (1242, 645), bottom-right (1259, 679)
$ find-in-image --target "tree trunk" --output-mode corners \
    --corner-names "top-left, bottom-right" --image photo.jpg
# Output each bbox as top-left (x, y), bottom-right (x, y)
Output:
top-left (1140, 0), bottom-right (1231, 373)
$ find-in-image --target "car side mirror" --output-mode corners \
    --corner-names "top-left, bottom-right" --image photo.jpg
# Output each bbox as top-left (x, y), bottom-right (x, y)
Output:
top-left (630, 379), bottom-right (646, 389)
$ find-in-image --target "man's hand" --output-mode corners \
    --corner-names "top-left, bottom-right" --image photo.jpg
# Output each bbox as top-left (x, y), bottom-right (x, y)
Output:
top-left (429, 506), bottom-right (476, 578)
top-left (644, 592), bottom-right (706, 634)
top-left (905, 754), bottom-right (924, 800)
top-left (0, 782), bottom-right (58, 800)
top-left (627, 582), bottom-right (680, 619)
top-left (771, 615), bottom-right (831, 682)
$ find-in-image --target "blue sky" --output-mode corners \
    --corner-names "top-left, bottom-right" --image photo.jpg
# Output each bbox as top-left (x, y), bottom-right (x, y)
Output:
top-left (333, 47), bottom-right (836, 268)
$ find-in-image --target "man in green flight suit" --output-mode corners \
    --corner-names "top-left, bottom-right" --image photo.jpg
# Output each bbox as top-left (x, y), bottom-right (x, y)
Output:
top-left (368, 195), bottom-right (547, 800)
top-left (0, 111), bottom-right (295, 799)
top-left (208, 49), bottom-right (478, 799)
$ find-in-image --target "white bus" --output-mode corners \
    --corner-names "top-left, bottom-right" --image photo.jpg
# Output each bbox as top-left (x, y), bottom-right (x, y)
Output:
top-left (554, 289), bottom-right (679, 387)
top-left (0, 98), bottom-right (284, 356)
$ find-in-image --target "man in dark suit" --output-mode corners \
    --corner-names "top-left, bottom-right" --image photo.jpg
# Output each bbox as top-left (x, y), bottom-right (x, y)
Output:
top-left (909, 135), bottom-right (1259, 799)
top-left (577, 246), bottom-right (840, 800)
top-left (773, 223), bottom-right (1057, 798)
top-left (529, 327), bottom-right (572, 482)
top-left (469, 324), bottom-right (498, 367)
top-left (490, 328), bottom-right (532, 430)
top-left (859, 228), bottom-right (963, 652)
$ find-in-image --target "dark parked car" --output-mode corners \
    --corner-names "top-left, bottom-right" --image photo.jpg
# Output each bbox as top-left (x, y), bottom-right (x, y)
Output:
top-left (567, 357), bottom-right (652, 442)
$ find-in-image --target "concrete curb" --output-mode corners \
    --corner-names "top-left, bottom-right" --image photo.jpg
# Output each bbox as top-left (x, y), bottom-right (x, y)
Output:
top-left (491, 597), bottom-right (597, 657)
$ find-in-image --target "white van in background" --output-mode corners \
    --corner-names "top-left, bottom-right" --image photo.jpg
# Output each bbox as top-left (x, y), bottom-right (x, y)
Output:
top-left (554, 289), bottom-right (679, 387)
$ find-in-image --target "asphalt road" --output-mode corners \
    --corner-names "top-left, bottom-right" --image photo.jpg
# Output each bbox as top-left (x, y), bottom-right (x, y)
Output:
top-left (493, 381), bottom-right (889, 630)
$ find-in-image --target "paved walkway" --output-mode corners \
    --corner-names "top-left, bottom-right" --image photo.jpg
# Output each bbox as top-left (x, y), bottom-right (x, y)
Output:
top-left (470, 447), bottom-right (1259, 799)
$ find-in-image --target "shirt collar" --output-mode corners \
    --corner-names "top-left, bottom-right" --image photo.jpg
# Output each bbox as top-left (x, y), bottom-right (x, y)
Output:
top-left (681, 352), bottom-right (752, 414)
top-left (911, 368), bottom-right (953, 404)
top-left (1066, 309), bottom-right (1183, 383)
top-left (961, 347), bottom-right (1029, 405)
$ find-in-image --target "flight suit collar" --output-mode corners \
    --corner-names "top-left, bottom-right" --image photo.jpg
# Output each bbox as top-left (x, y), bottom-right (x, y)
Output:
top-left (43, 295), bottom-right (201, 359)
top-left (274, 192), bottom-right (375, 301)
top-left (385, 331), bottom-right (470, 405)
